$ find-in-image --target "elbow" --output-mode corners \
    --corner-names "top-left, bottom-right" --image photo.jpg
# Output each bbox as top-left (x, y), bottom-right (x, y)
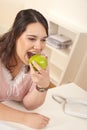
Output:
top-left (23, 100), bottom-right (45, 110)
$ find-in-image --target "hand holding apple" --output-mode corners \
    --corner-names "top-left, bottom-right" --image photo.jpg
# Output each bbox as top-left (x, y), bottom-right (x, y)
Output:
top-left (29, 54), bottom-right (50, 89)
top-left (29, 54), bottom-right (48, 70)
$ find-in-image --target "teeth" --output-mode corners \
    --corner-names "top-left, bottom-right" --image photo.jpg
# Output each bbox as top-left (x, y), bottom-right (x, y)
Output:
top-left (27, 52), bottom-right (35, 58)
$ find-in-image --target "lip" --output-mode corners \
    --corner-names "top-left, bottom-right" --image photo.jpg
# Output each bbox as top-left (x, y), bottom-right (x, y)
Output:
top-left (27, 52), bottom-right (41, 59)
top-left (27, 52), bottom-right (35, 59)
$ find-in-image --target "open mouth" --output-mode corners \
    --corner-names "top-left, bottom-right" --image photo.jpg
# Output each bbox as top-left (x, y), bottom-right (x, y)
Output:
top-left (27, 51), bottom-right (41, 60)
top-left (27, 52), bottom-right (35, 59)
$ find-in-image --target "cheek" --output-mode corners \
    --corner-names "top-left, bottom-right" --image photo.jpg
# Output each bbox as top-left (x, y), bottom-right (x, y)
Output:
top-left (17, 37), bottom-right (30, 52)
top-left (42, 43), bottom-right (46, 49)
top-left (16, 38), bottom-right (27, 60)
top-left (16, 40), bottom-right (24, 54)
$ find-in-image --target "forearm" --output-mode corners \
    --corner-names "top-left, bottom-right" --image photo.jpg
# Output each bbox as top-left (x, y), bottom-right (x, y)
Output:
top-left (23, 87), bottom-right (48, 110)
top-left (0, 103), bottom-right (50, 129)
top-left (0, 103), bottom-right (25, 124)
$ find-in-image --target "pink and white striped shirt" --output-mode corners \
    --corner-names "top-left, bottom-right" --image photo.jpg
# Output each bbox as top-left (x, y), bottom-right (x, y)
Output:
top-left (0, 60), bottom-right (35, 102)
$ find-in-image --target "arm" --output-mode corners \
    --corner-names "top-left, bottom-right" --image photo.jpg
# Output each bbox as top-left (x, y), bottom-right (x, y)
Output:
top-left (23, 62), bottom-right (50, 110)
top-left (23, 86), bottom-right (47, 110)
top-left (0, 103), bottom-right (50, 129)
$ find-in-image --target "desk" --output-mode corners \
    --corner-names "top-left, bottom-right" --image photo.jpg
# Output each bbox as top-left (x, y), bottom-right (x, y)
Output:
top-left (1, 83), bottom-right (87, 130)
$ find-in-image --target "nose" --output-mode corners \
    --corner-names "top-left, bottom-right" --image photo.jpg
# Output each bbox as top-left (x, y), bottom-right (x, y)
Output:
top-left (34, 40), bottom-right (42, 50)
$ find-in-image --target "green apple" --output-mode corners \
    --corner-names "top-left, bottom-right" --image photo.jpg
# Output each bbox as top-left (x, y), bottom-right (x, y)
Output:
top-left (29, 54), bottom-right (48, 69)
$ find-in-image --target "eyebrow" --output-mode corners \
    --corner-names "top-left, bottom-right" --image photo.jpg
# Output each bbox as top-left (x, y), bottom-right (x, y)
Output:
top-left (26, 35), bottom-right (48, 39)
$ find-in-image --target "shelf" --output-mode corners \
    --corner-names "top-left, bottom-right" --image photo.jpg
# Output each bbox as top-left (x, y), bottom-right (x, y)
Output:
top-left (49, 21), bottom-right (78, 42)
top-left (45, 44), bottom-right (71, 70)
top-left (46, 44), bottom-right (71, 58)
top-left (50, 50), bottom-right (68, 70)
top-left (45, 19), bottom-right (87, 86)
top-left (49, 64), bottom-right (62, 85)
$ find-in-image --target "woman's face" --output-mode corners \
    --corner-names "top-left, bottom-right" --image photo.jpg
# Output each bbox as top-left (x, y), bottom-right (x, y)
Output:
top-left (16, 22), bottom-right (47, 65)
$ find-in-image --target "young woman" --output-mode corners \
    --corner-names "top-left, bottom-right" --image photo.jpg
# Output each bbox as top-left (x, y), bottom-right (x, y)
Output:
top-left (0, 9), bottom-right (50, 129)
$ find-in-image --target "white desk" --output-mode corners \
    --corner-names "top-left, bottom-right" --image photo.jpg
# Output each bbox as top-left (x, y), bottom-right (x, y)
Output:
top-left (1, 83), bottom-right (87, 130)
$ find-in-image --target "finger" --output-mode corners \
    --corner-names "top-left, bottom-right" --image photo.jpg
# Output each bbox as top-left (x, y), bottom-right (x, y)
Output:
top-left (39, 114), bottom-right (50, 121)
top-left (42, 116), bottom-right (50, 121)
top-left (29, 63), bottom-right (35, 74)
top-left (31, 61), bottom-right (44, 72)
top-left (41, 117), bottom-right (50, 128)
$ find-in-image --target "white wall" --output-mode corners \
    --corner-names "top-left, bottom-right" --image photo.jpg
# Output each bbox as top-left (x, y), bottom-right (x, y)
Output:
top-left (0, 0), bottom-right (24, 32)
top-left (0, 0), bottom-right (87, 32)
top-left (24, 0), bottom-right (87, 31)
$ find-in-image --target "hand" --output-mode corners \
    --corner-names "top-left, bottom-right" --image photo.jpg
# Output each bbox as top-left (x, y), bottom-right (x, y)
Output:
top-left (29, 61), bottom-right (50, 88)
top-left (23, 112), bottom-right (50, 129)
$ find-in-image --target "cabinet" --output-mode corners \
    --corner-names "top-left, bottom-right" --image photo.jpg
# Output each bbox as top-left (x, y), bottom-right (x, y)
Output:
top-left (44, 20), bottom-right (87, 86)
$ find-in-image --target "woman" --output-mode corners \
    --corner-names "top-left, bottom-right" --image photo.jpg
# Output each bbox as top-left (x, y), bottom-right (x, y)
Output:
top-left (0, 9), bottom-right (50, 129)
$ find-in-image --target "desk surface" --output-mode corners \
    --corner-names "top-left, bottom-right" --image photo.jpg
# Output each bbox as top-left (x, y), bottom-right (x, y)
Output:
top-left (1, 83), bottom-right (87, 130)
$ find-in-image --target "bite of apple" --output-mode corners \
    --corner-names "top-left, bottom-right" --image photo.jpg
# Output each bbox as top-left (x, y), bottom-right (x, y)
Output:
top-left (29, 54), bottom-right (48, 70)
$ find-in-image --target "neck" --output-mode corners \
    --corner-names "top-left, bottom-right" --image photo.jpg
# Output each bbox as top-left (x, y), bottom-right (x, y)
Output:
top-left (9, 55), bottom-right (24, 79)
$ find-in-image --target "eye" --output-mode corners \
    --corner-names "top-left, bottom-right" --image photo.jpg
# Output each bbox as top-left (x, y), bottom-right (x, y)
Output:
top-left (28, 37), bottom-right (36, 41)
top-left (41, 38), bottom-right (46, 42)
